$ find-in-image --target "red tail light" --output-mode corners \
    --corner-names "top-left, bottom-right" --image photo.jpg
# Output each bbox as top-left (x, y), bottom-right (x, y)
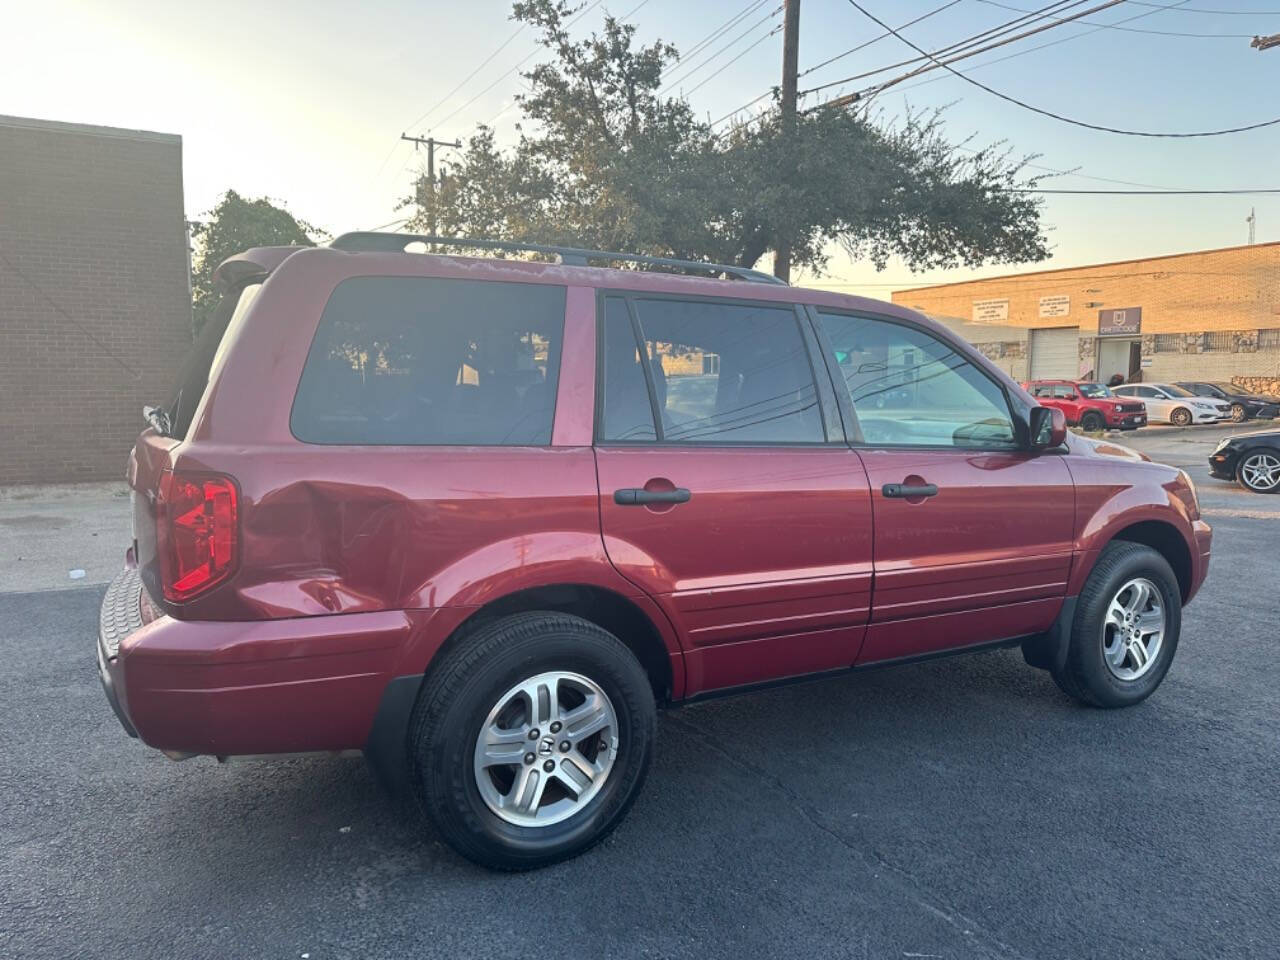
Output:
top-left (157, 471), bottom-right (239, 602)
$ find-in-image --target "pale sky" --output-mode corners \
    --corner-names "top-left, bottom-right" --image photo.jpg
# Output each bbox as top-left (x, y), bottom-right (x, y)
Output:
top-left (3, 0), bottom-right (1278, 299)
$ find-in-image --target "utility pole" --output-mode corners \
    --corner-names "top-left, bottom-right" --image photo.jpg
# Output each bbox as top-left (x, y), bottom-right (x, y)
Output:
top-left (1252, 33), bottom-right (1280, 50)
top-left (401, 133), bottom-right (462, 237)
top-left (774, 0), bottom-right (801, 282)
top-left (1247, 208), bottom-right (1256, 245)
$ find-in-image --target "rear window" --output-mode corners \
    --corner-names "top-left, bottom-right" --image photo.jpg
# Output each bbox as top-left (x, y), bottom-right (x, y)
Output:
top-left (290, 276), bottom-right (565, 445)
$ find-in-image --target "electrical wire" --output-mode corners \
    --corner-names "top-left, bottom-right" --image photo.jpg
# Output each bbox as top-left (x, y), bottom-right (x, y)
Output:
top-left (975, 0), bottom-right (1256, 36)
top-left (716, 0), bottom-right (1079, 128)
top-left (1123, 1), bottom-right (1280, 13)
top-left (683, 25), bottom-right (784, 97)
top-left (680, 1), bottom-right (771, 64)
top-left (855, 0), bottom-right (1192, 102)
top-left (805, 0), bottom-right (1119, 98)
top-left (799, 0), bottom-right (963, 79)
top-left (660, 5), bottom-right (783, 95)
top-left (403, 25), bottom-right (527, 134)
top-left (1016, 188), bottom-right (1280, 194)
top-left (842, 0), bottom-right (1280, 137)
top-left (483, 0), bottom-right (653, 128)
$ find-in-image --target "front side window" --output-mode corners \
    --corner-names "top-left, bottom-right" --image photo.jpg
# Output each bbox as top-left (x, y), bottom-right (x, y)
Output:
top-left (599, 296), bottom-right (824, 444)
top-left (1077, 382), bottom-right (1110, 399)
top-left (291, 276), bottom-right (565, 445)
top-left (818, 312), bottom-right (1016, 448)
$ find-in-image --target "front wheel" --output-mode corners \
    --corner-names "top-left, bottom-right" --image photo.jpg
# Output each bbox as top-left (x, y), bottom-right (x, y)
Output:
top-left (408, 612), bottom-right (656, 870)
top-left (1170, 407), bottom-right (1192, 427)
top-left (1051, 541), bottom-right (1181, 708)
top-left (1080, 411), bottom-right (1105, 432)
top-left (1238, 448), bottom-right (1280, 493)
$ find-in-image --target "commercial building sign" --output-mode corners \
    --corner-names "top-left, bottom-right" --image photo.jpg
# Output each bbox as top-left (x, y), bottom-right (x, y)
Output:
top-left (1039, 295), bottom-right (1070, 318)
top-left (1098, 307), bottom-right (1142, 336)
top-left (972, 298), bottom-right (1009, 324)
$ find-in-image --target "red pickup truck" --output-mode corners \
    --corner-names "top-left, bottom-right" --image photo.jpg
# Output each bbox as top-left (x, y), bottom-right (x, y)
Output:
top-left (1023, 380), bottom-right (1147, 432)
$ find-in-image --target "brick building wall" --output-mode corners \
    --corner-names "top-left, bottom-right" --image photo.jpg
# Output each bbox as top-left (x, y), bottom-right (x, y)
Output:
top-left (0, 115), bottom-right (191, 484)
top-left (891, 243), bottom-right (1280, 384)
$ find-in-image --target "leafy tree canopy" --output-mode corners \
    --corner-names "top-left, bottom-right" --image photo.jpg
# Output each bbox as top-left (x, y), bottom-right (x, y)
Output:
top-left (405, 0), bottom-right (1048, 279)
top-left (189, 190), bottom-right (320, 332)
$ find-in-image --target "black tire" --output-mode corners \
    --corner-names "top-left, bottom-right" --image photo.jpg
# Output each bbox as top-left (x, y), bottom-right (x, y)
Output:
top-left (1237, 447), bottom-right (1280, 493)
top-left (1051, 541), bottom-right (1181, 708)
top-left (408, 611), bottom-right (656, 870)
top-left (1230, 403), bottom-right (1248, 423)
top-left (1080, 411), bottom-right (1105, 432)
top-left (1170, 407), bottom-right (1192, 427)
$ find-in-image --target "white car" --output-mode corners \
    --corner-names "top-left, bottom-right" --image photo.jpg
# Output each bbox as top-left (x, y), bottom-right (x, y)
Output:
top-left (1112, 383), bottom-right (1231, 426)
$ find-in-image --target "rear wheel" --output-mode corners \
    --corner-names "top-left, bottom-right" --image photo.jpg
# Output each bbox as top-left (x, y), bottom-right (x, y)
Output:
top-left (1230, 403), bottom-right (1248, 423)
top-left (1080, 411), bottom-right (1105, 432)
top-left (1237, 449), bottom-right (1280, 493)
top-left (1170, 407), bottom-right (1192, 427)
top-left (408, 612), bottom-right (655, 870)
top-left (1051, 541), bottom-right (1181, 708)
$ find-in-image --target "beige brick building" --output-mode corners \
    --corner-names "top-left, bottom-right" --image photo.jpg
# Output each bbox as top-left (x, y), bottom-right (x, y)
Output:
top-left (0, 115), bottom-right (191, 484)
top-left (891, 243), bottom-right (1280, 387)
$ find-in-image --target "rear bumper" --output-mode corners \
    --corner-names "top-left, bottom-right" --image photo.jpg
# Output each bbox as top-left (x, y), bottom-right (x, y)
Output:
top-left (95, 568), bottom-right (445, 756)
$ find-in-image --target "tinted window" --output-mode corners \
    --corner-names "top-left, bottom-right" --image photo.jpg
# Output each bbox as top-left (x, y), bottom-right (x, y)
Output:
top-left (291, 277), bottom-right (564, 445)
top-left (614, 298), bottom-right (822, 443)
top-left (1078, 383), bottom-right (1110, 398)
top-left (818, 313), bottom-right (1015, 448)
top-left (600, 296), bottom-right (656, 441)
top-left (1031, 384), bottom-right (1055, 398)
top-left (1052, 385), bottom-right (1076, 400)
top-left (166, 281), bottom-right (262, 439)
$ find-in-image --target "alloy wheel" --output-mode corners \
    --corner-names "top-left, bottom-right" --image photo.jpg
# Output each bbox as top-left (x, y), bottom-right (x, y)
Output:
top-left (1240, 452), bottom-right (1280, 492)
top-left (473, 671), bottom-right (618, 827)
top-left (1101, 577), bottom-right (1165, 681)
top-left (1171, 408), bottom-right (1191, 426)
top-left (1231, 404), bottom-right (1247, 423)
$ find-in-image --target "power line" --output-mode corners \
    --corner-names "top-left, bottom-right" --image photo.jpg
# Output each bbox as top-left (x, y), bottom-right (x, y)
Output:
top-left (1123, 1), bottom-right (1280, 13)
top-left (484, 0), bottom-right (653, 128)
top-left (799, 0), bottom-right (962, 79)
top-left (853, 0), bottom-right (1195, 102)
top-left (975, 0), bottom-right (1255, 37)
top-left (841, 0), bottom-right (1280, 137)
top-left (681, 1), bottom-right (771, 63)
top-left (685, 25), bottom-right (785, 97)
top-left (716, 0), bottom-right (1075, 127)
top-left (806, 0), bottom-right (1120, 99)
top-left (432, 1), bottom-right (605, 131)
top-left (402, 24), bottom-right (526, 134)
top-left (660, 5), bottom-right (783, 95)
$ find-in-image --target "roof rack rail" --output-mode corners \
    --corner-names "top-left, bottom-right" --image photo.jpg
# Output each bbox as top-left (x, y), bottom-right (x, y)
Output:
top-left (328, 232), bottom-right (786, 285)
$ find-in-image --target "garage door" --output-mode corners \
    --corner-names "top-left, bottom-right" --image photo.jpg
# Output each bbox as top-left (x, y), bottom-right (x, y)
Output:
top-left (1030, 327), bottom-right (1080, 380)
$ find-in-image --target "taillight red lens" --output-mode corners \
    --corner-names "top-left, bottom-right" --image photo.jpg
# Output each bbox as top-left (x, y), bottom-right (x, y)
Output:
top-left (157, 471), bottom-right (239, 602)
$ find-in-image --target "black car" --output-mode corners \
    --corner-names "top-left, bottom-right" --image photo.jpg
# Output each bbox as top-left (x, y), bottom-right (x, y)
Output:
top-left (1176, 381), bottom-right (1280, 423)
top-left (1209, 429), bottom-right (1280, 493)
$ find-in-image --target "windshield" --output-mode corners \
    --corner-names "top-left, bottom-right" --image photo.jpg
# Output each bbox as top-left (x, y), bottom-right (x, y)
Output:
top-left (1162, 384), bottom-right (1195, 398)
top-left (1077, 383), bottom-right (1110, 398)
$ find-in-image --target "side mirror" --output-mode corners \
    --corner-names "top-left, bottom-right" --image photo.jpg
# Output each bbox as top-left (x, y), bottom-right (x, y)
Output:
top-left (1029, 405), bottom-right (1067, 450)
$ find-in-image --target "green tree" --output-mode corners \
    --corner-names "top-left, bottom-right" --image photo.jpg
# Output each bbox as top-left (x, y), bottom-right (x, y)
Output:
top-left (189, 190), bottom-right (321, 332)
top-left (406, 0), bottom-right (1048, 278)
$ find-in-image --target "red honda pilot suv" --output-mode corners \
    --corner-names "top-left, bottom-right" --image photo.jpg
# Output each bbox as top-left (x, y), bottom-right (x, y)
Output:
top-left (97, 234), bottom-right (1211, 870)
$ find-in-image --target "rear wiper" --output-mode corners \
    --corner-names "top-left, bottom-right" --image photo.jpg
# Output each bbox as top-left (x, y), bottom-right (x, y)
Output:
top-left (142, 404), bottom-right (172, 437)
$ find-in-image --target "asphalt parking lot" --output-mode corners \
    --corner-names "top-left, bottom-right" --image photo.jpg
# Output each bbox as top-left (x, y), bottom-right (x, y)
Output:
top-left (3, 424), bottom-right (1278, 960)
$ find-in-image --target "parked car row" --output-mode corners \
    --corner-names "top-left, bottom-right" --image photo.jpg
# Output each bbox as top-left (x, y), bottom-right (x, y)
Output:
top-left (1025, 379), bottom-right (1280, 430)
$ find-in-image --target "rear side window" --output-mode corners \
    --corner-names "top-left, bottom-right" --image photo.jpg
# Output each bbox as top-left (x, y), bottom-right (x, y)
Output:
top-left (600, 295), bottom-right (824, 444)
top-left (291, 277), bottom-right (565, 445)
top-left (166, 281), bottom-right (262, 439)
